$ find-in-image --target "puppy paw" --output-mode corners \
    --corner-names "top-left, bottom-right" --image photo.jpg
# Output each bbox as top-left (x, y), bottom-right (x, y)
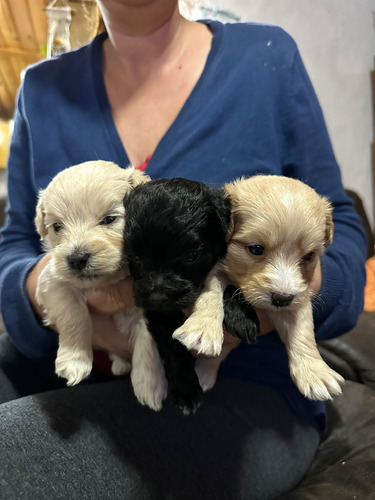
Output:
top-left (195, 357), bottom-right (220, 392)
top-left (109, 353), bottom-right (132, 376)
top-left (223, 285), bottom-right (260, 343)
top-left (131, 364), bottom-right (168, 412)
top-left (290, 359), bottom-right (345, 400)
top-left (169, 377), bottom-right (203, 415)
top-left (55, 350), bottom-right (93, 386)
top-left (172, 320), bottom-right (223, 357)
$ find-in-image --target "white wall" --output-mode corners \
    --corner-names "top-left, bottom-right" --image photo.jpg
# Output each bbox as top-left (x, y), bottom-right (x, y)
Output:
top-left (202, 0), bottom-right (375, 228)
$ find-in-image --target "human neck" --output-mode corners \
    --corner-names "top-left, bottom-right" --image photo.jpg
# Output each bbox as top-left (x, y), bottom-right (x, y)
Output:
top-left (100, 1), bottom-right (193, 70)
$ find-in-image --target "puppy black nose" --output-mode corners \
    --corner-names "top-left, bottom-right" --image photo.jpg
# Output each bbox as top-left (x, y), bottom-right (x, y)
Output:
top-left (148, 291), bottom-right (169, 305)
top-left (271, 292), bottom-right (294, 308)
top-left (67, 253), bottom-right (91, 272)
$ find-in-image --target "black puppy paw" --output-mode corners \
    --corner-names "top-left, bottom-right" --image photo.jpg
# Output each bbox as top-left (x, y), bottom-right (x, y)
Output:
top-left (223, 285), bottom-right (260, 343)
top-left (169, 376), bottom-right (203, 415)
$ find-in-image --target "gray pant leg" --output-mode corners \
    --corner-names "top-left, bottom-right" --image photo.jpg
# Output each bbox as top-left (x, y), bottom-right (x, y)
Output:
top-left (0, 376), bottom-right (319, 500)
top-left (0, 333), bottom-right (113, 404)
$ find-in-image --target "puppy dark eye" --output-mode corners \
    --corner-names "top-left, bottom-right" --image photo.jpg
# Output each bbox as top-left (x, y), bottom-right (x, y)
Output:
top-left (248, 245), bottom-right (264, 256)
top-left (100, 216), bottom-right (117, 225)
top-left (302, 251), bottom-right (315, 262)
top-left (131, 255), bottom-right (141, 264)
top-left (184, 251), bottom-right (199, 264)
top-left (53, 222), bottom-right (63, 233)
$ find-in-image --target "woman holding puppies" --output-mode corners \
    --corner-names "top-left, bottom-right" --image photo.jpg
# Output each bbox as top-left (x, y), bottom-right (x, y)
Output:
top-left (0, 0), bottom-right (367, 499)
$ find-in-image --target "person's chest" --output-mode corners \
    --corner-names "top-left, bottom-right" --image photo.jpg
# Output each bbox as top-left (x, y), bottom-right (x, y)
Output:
top-left (103, 35), bottom-right (212, 166)
top-left (107, 71), bottom-right (196, 166)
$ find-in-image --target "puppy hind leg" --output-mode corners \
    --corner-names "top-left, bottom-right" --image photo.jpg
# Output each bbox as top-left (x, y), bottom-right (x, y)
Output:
top-left (146, 310), bottom-right (203, 415)
top-left (195, 344), bottom-right (235, 392)
top-left (172, 270), bottom-right (225, 356)
top-left (111, 312), bottom-right (133, 376)
top-left (223, 285), bottom-right (260, 344)
top-left (271, 301), bottom-right (345, 400)
top-left (127, 311), bottom-right (168, 412)
top-left (115, 309), bottom-right (167, 410)
top-left (108, 353), bottom-right (132, 376)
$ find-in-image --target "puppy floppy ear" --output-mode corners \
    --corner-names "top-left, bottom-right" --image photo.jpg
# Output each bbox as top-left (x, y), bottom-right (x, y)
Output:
top-left (214, 189), bottom-right (232, 237)
top-left (323, 199), bottom-right (334, 248)
top-left (223, 182), bottom-right (239, 241)
top-left (208, 188), bottom-right (232, 258)
top-left (123, 167), bottom-right (150, 188)
top-left (35, 189), bottom-right (47, 239)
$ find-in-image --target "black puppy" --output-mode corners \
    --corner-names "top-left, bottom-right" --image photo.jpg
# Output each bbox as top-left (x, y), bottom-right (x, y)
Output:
top-left (123, 178), bottom-right (231, 414)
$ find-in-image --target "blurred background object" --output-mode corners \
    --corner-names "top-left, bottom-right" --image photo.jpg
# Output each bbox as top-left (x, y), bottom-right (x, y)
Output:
top-left (45, 0), bottom-right (72, 57)
top-left (0, 0), bottom-right (101, 122)
top-left (179, 0), bottom-right (240, 22)
top-left (0, 120), bottom-right (12, 168)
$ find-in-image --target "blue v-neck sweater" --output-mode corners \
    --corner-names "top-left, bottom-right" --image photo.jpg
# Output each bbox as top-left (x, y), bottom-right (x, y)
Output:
top-left (0, 20), bottom-right (366, 430)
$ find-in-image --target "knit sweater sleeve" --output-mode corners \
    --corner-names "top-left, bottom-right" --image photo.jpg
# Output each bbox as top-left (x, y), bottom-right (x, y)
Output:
top-left (281, 45), bottom-right (367, 340)
top-left (0, 81), bottom-right (58, 358)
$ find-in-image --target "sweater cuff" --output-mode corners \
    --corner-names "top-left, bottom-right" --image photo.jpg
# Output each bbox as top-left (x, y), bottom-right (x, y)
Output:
top-left (1, 257), bottom-right (58, 359)
top-left (314, 253), bottom-right (350, 340)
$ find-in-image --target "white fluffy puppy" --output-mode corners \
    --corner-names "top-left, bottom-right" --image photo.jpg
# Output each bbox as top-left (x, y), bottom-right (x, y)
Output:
top-left (174, 175), bottom-right (345, 401)
top-left (35, 160), bottom-right (167, 411)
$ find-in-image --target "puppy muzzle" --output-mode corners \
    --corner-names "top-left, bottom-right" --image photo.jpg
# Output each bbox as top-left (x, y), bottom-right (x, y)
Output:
top-left (133, 275), bottom-right (200, 311)
top-left (67, 252), bottom-right (92, 273)
top-left (271, 292), bottom-right (295, 308)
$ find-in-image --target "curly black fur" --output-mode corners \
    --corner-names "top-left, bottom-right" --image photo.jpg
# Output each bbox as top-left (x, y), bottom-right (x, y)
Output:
top-left (223, 285), bottom-right (260, 344)
top-left (123, 178), bottom-right (231, 413)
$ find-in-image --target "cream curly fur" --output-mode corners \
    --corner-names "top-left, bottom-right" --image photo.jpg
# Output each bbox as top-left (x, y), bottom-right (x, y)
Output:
top-left (35, 160), bottom-right (167, 411)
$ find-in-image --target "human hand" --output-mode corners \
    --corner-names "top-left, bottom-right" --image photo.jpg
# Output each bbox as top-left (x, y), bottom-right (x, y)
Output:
top-left (90, 310), bottom-right (132, 362)
top-left (255, 309), bottom-right (275, 336)
top-left (310, 257), bottom-right (323, 296)
top-left (25, 253), bottom-right (52, 319)
top-left (86, 276), bottom-right (136, 314)
top-left (87, 277), bottom-right (136, 360)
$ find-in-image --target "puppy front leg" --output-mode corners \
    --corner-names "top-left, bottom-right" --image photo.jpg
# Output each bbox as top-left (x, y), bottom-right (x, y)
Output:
top-left (269, 299), bottom-right (345, 400)
top-left (146, 310), bottom-right (203, 415)
top-left (118, 309), bottom-right (168, 411)
top-left (172, 269), bottom-right (225, 356)
top-left (36, 267), bottom-right (93, 386)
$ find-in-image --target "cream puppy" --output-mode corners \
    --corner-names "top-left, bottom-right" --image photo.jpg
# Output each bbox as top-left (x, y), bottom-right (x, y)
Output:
top-left (35, 160), bottom-right (167, 410)
top-left (224, 175), bottom-right (344, 400)
top-left (174, 175), bottom-right (345, 401)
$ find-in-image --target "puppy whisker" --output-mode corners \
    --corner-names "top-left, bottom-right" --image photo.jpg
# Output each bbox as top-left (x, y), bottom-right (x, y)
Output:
top-left (312, 294), bottom-right (325, 313)
top-left (227, 287), bottom-right (243, 302)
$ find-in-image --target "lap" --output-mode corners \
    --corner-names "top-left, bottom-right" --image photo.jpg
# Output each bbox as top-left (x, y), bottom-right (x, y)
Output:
top-left (0, 333), bottom-right (113, 403)
top-left (0, 333), bottom-right (320, 500)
